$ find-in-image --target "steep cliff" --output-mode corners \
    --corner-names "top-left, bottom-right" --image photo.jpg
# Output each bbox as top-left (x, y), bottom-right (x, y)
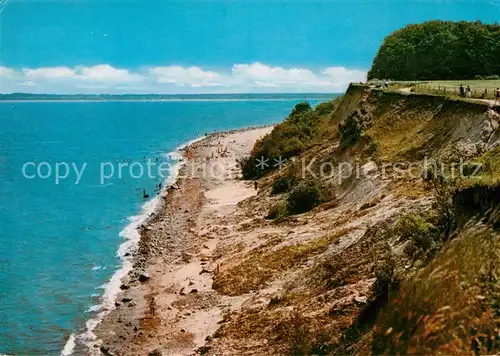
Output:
top-left (204, 85), bottom-right (500, 355)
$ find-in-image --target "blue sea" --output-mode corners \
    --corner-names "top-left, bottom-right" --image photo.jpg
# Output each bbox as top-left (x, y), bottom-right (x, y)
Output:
top-left (0, 95), bottom-right (336, 355)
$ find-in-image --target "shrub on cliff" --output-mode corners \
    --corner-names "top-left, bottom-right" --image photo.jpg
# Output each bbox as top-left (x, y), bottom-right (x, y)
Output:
top-left (266, 200), bottom-right (289, 220)
top-left (271, 174), bottom-right (298, 195)
top-left (241, 99), bottom-right (340, 179)
top-left (286, 181), bottom-right (325, 214)
top-left (368, 20), bottom-right (500, 80)
top-left (338, 106), bottom-right (373, 149)
top-left (395, 213), bottom-right (438, 258)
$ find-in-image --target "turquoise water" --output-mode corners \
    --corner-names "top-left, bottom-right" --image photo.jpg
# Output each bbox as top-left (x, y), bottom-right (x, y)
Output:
top-left (0, 96), bottom-right (336, 354)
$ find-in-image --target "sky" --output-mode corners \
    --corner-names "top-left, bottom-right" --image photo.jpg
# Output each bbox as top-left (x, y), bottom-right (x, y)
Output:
top-left (0, 0), bottom-right (498, 94)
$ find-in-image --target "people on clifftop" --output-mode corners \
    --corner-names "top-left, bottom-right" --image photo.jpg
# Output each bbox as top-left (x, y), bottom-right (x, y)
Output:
top-left (459, 84), bottom-right (465, 97)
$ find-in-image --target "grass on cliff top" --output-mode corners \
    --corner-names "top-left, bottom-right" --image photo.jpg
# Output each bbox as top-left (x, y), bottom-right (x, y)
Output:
top-left (391, 79), bottom-right (500, 90)
top-left (389, 80), bottom-right (500, 101)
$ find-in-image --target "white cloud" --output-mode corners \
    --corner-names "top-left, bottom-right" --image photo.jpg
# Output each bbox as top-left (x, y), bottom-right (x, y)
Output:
top-left (322, 66), bottom-right (366, 84)
top-left (79, 64), bottom-right (143, 83)
top-left (21, 65), bottom-right (143, 83)
top-left (232, 62), bottom-right (318, 86)
top-left (0, 62), bottom-right (367, 94)
top-left (0, 66), bottom-right (14, 78)
top-left (149, 66), bottom-right (222, 87)
top-left (230, 63), bottom-right (366, 90)
top-left (23, 67), bottom-right (76, 79)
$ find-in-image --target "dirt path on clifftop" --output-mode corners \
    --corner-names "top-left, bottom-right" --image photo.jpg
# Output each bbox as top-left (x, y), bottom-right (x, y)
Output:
top-left (93, 127), bottom-right (273, 356)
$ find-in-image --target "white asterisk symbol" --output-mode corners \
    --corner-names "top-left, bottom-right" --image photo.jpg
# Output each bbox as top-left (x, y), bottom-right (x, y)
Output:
top-left (255, 156), bottom-right (269, 170)
top-left (273, 156), bottom-right (287, 169)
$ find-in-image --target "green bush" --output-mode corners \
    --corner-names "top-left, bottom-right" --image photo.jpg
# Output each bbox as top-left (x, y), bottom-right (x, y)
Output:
top-left (394, 214), bottom-right (437, 256)
top-left (290, 102), bottom-right (312, 116)
top-left (241, 99), bottom-right (340, 179)
top-left (286, 181), bottom-right (324, 215)
top-left (272, 175), bottom-right (297, 195)
top-left (267, 200), bottom-right (289, 220)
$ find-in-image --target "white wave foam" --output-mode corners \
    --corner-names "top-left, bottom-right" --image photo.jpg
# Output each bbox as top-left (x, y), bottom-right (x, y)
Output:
top-left (86, 305), bottom-right (101, 313)
top-left (61, 136), bottom-right (200, 355)
top-left (164, 134), bottom-right (206, 161)
top-left (60, 334), bottom-right (75, 356)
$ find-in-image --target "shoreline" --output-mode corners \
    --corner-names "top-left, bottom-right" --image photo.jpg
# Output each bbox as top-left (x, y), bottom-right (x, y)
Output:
top-left (69, 124), bottom-right (273, 355)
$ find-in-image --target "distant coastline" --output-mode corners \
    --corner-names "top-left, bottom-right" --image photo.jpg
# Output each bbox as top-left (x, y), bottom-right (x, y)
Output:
top-left (0, 93), bottom-right (339, 102)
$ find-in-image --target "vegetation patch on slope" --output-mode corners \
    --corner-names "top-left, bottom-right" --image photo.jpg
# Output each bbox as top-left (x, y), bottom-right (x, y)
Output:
top-left (240, 98), bottom-right (341, 179)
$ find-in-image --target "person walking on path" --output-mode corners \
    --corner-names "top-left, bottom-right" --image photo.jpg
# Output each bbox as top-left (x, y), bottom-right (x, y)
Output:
top-left (466, 85), bottom-right (472, 98)
top-left (495, 88), bottom-right (500, 106)
top-left (459, 84), bottom-right (465, 98)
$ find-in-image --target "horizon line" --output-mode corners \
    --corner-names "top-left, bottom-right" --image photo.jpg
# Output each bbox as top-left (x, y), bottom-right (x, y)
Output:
top-left (0, 92), bottom-right (342, 96)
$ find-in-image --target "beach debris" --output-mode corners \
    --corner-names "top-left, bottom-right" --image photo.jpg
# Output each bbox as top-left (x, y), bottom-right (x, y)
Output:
top-left (190, 288), bottom-right (198, 294)
top-left (199, 267), bottom-right (212, 275)
top-left (354, 295), bottom-right (368, 305)
top-left (197, 346), bottom-right (211, 355)
top-left (138, 272), bottom-right (150, 282)
top-left (148, 349), bottom-right (162, 356)
top-left (121, 297), bottom-right (133, 303)
top-left (99, 345), bottom-right (113, 356)
top-left (119, 283), bottom-right (130, 290)
top-left (182, 252), bottom-right (193, 263)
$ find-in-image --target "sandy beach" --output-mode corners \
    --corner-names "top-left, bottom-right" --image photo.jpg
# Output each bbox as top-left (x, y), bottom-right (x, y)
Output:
top-left (93, 126), bottom-right (273, 355)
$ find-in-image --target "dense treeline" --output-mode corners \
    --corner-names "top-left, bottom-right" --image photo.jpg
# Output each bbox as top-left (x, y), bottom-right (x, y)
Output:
top-left (368, 21), bottom-right (500, 80)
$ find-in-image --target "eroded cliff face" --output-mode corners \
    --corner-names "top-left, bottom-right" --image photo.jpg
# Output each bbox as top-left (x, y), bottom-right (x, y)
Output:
top-left (201, 85), bottom-right (500, 355)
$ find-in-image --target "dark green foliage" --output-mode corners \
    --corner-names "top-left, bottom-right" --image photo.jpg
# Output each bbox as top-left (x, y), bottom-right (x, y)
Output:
top-left (313, 101), bottom-right (335, 116)
top-left (271, 174), bottom-right (297, 195)
top-left (368, 21), bottom-right (500, 80)
top-left (241, 99), bottom-right (340, 179)
top-left (286, 181), bottom-right (324, 214)
top-left (290, 102), bottom-right (312, 116)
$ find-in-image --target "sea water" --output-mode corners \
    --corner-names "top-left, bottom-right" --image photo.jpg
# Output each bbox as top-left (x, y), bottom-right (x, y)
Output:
top-left (0, 95), bottom-right (336, 354)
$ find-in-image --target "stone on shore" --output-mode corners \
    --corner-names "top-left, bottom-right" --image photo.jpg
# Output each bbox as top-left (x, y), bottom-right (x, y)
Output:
top-left (139, 272), bottom-right (150, 282)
